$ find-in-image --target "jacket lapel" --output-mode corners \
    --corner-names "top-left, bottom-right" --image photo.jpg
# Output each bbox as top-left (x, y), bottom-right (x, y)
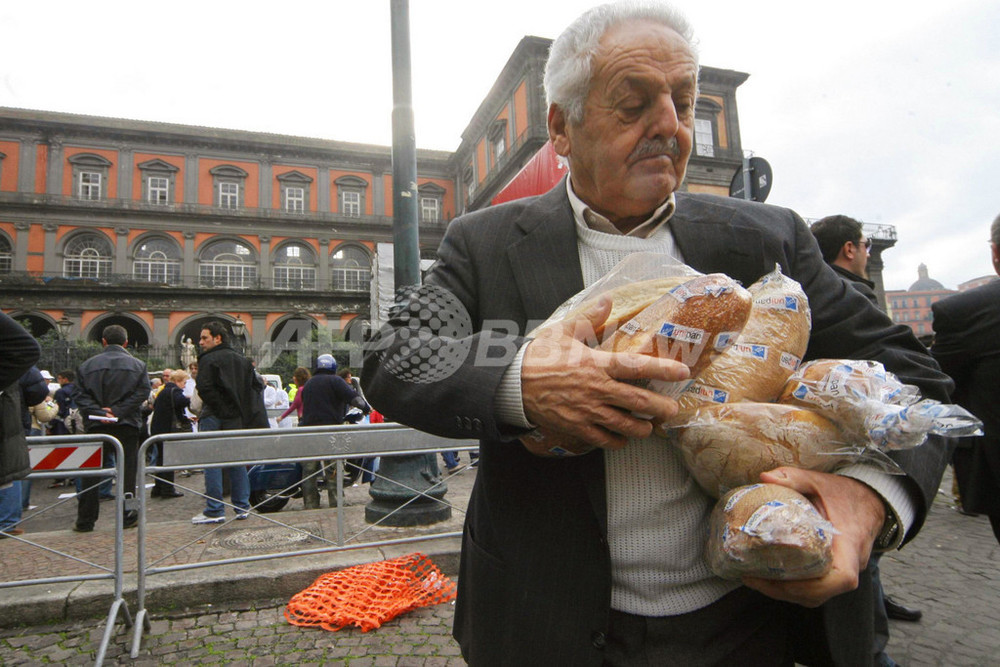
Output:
top-left (506, 179), bottom-right (585, 323)
top-left (670, 193), bottom-right (766, 286)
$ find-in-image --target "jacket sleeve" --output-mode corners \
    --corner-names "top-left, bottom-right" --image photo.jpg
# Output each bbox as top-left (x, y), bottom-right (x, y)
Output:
top-left (0, 312), bottom-right (41, 388)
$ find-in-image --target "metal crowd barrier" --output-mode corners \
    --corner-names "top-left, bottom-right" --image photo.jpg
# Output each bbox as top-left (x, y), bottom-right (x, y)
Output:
top-left (130, 422), bottom-right (478, 658)
top-left (7, 434), bottom-right (131, 666)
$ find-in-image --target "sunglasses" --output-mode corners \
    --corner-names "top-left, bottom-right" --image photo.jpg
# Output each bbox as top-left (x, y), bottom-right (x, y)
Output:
top-left (856, 238), bottom-right (872, 250)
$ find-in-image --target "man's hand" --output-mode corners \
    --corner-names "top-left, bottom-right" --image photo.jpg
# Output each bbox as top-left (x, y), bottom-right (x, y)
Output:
top-left (741, 467), bottom-right (885, 608)
top-left (521, 298), bottom-right (689, 451)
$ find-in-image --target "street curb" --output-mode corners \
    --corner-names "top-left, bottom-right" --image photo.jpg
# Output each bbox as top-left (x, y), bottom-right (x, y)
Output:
top-left (0, 537), bottom-right (461, 628)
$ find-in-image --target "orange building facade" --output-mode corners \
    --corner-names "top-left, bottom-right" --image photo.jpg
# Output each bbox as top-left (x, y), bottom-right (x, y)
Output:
top-left (1, 36), bottom-right (749, 366)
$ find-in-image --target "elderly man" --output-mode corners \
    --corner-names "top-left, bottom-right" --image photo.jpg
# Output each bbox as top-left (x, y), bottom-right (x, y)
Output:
top-left (363, 2), bottom-right (952, 664)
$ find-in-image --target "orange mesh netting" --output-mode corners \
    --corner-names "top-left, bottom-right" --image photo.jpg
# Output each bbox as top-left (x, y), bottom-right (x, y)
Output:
top-left (284, 552), bottom-right (457, 632)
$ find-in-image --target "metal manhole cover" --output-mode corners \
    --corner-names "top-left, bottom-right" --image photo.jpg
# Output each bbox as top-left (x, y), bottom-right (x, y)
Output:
top-left (206, 522), bottom-right (322, 554)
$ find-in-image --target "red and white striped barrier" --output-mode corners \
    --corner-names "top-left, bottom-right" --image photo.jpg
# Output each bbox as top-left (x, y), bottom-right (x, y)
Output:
top-left (29, 444), bottom-right (103, 471)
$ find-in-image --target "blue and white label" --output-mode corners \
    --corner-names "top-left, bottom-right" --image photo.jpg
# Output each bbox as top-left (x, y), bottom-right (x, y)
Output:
top-left (731, 343), bottom-right (768, 360)
top-left (658, 322), bottom-right (704, 345)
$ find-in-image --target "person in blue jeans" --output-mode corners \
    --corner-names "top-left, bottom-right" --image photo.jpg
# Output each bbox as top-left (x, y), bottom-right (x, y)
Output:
top-left (189, 321), bottom-right (268, 524)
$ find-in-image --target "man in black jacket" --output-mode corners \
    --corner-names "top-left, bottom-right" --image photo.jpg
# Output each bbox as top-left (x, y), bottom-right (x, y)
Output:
top-left (810, 215), bottom-right (878, 304)
top-left (0, 312), bottom-right (41, 538)
top-left (191, 321), bottom-right (268, 524)
top-left (72, 324), bottom-right (150, 532)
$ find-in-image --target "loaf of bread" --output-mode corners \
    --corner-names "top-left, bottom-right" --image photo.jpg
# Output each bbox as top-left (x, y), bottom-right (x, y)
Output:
top-left (706, 483), bottom-right (835, 581)
top-left (778, 359), bottom-right (912, 446)
top-left (556, 276), bottom-right (692, 341)
top-left (671, 268), bottom-right (810, 423)
top-left (600, 273), bottom-right (753, 400)
top-left (522, 273), bottom-right (751, 456)
top-left (672, 402), bottom-right (848, 497)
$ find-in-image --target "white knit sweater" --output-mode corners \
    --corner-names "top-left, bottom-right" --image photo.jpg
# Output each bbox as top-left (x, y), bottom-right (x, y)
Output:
top-left (574, 216), bottom-right (738, 616)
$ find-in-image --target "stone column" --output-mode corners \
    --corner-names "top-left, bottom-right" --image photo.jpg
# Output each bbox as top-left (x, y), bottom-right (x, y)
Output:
top-left (13, 222), bottom-right (30, 272)
top-left (259, 235), bottom-right (271, 289)
top-left (184, 154), bottom-right (199, 205)
top-left (117, 146), bottom-right (133, 200)
top-left (18, 141), bottom-right (36, 193)
top-left (318, 238), bottom-right (330, 290)
top-left (45, 137), bottom-right (64, 195)
top-left (318, 166), bottom-right (331, 212)
top-left (42, 223), bottom-right (58, 273)
top-left (183, 231), bottom-right (197, 287)
top-left (115, 227), bottom-right (130, 275)
top-left (152, 310), bottom-right (171, 347)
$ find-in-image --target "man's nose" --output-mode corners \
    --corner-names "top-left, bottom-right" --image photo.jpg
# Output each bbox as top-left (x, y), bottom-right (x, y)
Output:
top-left (646, 94), bottom-right (680, 138)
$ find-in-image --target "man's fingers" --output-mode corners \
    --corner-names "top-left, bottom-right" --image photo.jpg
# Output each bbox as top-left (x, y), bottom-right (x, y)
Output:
top-left (600, 350), bottom-right (691, 383)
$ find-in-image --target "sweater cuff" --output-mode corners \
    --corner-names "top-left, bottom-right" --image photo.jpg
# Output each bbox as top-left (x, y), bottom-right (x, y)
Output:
top-left (837, 463), bottom-right (915, 551)
top-left (494, 342), bottom-right (535, 430)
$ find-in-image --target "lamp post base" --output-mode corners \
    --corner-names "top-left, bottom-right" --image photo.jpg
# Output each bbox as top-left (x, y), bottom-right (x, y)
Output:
top-left (365, 453), bottom-right (451, 526)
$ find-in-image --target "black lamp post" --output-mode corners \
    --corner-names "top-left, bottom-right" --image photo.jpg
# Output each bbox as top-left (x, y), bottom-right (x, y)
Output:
top-left (231, 316), bottom-right (247, 354)
top-left (56, 316), bottom-right (73, 369)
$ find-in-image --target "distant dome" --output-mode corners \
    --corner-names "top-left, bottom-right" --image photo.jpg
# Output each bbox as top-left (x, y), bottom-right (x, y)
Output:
top-left (909, 263), bottom-right (945, 291)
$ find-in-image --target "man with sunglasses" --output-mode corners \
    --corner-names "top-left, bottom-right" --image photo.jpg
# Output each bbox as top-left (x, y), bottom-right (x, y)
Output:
top-left (810, 214), bottom-right (878, 305)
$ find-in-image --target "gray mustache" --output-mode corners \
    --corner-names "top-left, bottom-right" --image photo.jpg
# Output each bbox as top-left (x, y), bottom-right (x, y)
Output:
top-left (629, 137), bottom-right (680, 161)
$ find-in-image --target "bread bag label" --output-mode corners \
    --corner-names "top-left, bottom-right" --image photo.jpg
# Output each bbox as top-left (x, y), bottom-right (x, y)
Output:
top-left (779, 352), bottom-right (801, 371)
top-left (714, 331), bottom-right (740, 352)
top-left (729, 343), bottom-right (769, 361)
top-left (620, 319), bottom-right (642, 336)
top-left (685, 382), bottom-right (730, 404)
top-left (723, 483), bottom-right (762, 512)
top-left (755, 295), bottom-right (802, 312)
top-left (657, 322), bottom-right (704, 345)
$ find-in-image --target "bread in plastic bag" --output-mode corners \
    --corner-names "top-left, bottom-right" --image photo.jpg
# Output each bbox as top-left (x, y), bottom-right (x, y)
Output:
top-left (672, 402), bottom-right (849, 497)
top-left (706, 483), bottom-right (835, 581)
top-left (779, 359), bottom-right (983, 451)
top-left (671, 266), bottom-right (811, 423)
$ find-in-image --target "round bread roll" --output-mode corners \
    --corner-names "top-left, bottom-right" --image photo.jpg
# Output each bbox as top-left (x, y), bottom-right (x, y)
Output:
top-left (672, 270), bottom-right (810, 423)
top-left (672, 402), bottom-right (848, 497)
top-left (706, 483), bottom-right (835, 581)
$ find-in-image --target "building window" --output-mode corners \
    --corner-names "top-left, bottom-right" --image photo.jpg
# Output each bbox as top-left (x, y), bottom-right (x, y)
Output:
top-left (342, 191), bottom-right (360, 217)
top-left (138, 158), bottom-right (179, 205)
top-left (198, 239), bottom-right (257, 289)
top-left (0, 236), bottom-right (11, 273)
top-left (133, 237), bottom-right (181, 285)
top-left (421, 197), bottom-right (439, 222)
top-left (148, 177), bottom-right (169, 204)
top-left (489, 119), bottom-right (508, 165)
top-left (277, 170), bottom-right (313, 214)
top-left (273, 242), bottom-right (317, 290)
top-left (694, 118), bottom-right (715, 157)
top-left (331, 245), bottom-right (372, 292)
top-left (79, 172), bottom-right (102, 200)
top-left (210, 165), bottom-right (248, 210)
top-left (285, 187), bottom-right (305, 213)
top-left (418, 182), bottom-right (446, 223)
top-left (68, 153), bottom-right (113, 202)
top-left (219, 182), bottom-right (239, 209)
top-left (334, 175), bottom-right (368, 218)
top-left (63, 233), bottom-right (113, 279)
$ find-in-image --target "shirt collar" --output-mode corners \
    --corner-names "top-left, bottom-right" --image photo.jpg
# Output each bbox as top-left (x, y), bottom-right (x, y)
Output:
top-left (566, 178), bottom-right (676, 238)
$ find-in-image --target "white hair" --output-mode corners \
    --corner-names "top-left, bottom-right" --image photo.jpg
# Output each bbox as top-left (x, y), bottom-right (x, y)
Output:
top-left (544, 1), bottom-right (699, 125)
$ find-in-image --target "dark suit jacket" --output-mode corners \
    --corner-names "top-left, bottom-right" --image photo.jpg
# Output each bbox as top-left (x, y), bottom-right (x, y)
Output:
top-left (363, 182), bottom-right (953, 666)
top-left (931, 279), bottom-right (1000, 515)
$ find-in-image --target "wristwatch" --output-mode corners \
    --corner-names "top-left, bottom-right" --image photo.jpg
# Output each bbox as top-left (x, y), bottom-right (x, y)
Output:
top-left (874, 504), bottom-right (900, 551)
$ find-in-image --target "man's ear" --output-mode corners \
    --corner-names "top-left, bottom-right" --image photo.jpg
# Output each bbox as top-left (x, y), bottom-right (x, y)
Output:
top-left (839, 240), bottom-right (856, 263)
top-left (548, 104), bottom-right (571, 157)
top-left (991, 242), bottom-right (999, 275)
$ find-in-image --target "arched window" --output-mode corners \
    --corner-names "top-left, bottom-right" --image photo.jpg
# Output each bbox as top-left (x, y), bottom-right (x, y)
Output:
top-left (199, 239), bottom-right (257, 289)
top-left (0, 235), bottom-right (11, 273)
top-left (330, 246), bottom-right (372, 292)
top-left (273, 242), bottom-right (317, 290)
top-left (134, 237), bottom-right (182, 285)
top-left (64, 233), bottom-right (113, 278)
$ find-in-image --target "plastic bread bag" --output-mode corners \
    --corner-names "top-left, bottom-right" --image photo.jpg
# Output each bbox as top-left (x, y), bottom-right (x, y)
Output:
top-left (706, 483), bottom-right (836, 581)
top-left (779, 359), bottom-right (983, 451)
top-left (529, 252), bottom-right (701, 341)
top-left (522, 265), bottom-right (752, 457)
top-left (670, 402), bottom-right (854, 497)
top-left (670, 265), bottom-right (812, 424)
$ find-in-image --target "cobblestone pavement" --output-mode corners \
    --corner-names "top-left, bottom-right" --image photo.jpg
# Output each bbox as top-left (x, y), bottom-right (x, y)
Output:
top-left (2, 469), bottom-right (998, 665)
top-left (0, 597), bottom-right (463, 666)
